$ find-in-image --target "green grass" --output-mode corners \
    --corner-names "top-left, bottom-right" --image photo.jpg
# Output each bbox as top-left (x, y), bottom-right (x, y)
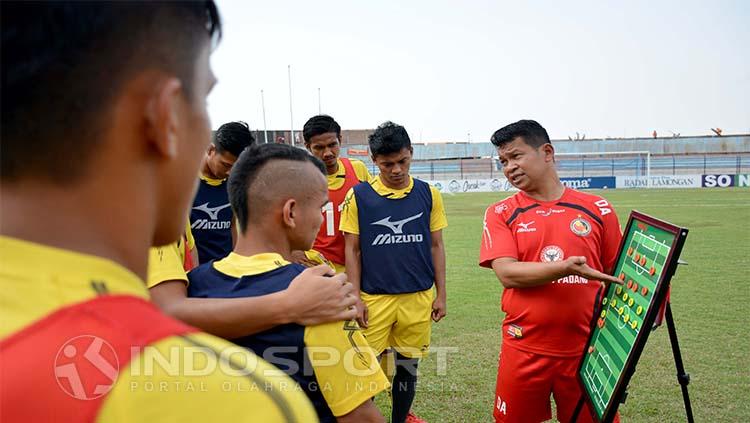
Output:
top-left (375, 188), bottom-right (750, 422)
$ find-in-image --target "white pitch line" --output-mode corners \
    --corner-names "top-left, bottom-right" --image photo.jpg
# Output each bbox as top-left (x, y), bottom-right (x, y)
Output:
top-left (633, 231), bottom-right (671, 255)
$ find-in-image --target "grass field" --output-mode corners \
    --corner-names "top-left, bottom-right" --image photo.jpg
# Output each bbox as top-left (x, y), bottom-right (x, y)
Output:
top-left (375, 188), bottom-right (750, 422)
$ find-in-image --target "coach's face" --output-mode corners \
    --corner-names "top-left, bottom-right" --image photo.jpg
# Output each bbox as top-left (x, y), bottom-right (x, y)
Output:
top-left (373, 147), bottom-right (412, 190)
top-left (498, 137), bottom-right (554, 192)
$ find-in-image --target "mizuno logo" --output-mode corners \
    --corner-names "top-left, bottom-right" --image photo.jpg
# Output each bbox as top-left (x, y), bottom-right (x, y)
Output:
top-left (371, 233), bottom-right (424, 246)
top-left (191, 220), bottom-right (232, 230)
top-left (193, 202), bottom-right (231, 220)
top-left (371, 213), bottom-right (423, 234)
top-left (516, 221), bottom-right (536, 233)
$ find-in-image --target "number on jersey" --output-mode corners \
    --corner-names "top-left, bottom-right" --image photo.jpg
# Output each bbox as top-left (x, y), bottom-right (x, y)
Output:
top-left (322, 202), bottom-right (344, 236)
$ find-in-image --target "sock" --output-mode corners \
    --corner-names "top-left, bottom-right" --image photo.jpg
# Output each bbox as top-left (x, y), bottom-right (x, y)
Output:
top-left (391, 352), bottom-right (419, 423)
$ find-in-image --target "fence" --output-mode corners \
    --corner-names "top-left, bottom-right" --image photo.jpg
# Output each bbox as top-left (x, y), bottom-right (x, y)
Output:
top-left (362, 154), bottom-right (750, 180)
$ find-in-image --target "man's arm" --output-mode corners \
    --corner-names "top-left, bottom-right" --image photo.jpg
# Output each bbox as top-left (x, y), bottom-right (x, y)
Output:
top-left (430, 229), bottom-right (447, 322)
top-left (149, 265), bottom-right (357, 339)
top-left (303, 319), bottom-right (388, 423)
top-left (343, 232), bottom-right (368, 328)
top-left (490, 256), bottom-right (623, 289)
top-left (288, 250), bottom-right (322, 267)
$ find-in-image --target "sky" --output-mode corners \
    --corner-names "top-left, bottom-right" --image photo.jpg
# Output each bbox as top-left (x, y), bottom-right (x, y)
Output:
top-left (208, 0), bottom-right (749, 143)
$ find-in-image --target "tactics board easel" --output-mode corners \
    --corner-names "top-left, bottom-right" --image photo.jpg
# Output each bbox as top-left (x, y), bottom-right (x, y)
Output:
top-left (571, 211), bottom-right (692, 422)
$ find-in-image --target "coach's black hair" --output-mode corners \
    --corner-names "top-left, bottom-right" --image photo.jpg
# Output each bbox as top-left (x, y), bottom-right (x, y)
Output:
top-left (213, 121), bottom-right (255, 157)
top-left (490, 120), bottom-right (551, 149)
top-left (303, 115), bottom-right (341, 144)
top-left (369, 121), bottom-right (412, 157)
top-left (1, 1), bottom-right (222, 183)
top-left (228, 143), bottom-right (326, 233)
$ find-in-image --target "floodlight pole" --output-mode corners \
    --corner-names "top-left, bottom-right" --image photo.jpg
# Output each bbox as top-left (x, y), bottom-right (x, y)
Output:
top-left (288, 65), bottom-right (295, 145)
top-left (261, 89), bottom-right (268, 143)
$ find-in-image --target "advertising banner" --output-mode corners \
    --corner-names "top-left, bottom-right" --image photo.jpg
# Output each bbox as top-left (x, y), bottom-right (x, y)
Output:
top-left (616, 174), bottom-right (702, 189)
top-left (702, 174), bottom-right (734, 187)
top-left (560, 177), bottom-right (616, 190)
top-left (426, 178), bottom-right (517, 194)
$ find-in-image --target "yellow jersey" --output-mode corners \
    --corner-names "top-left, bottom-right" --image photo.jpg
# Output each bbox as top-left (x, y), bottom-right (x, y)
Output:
top-left (0, 236), bottom-right (317, 422)
top-left (146, 223), bottom-right (195, 288)
top-left (188, 252), bottom-right (389, 419)
top-left (339, 175), bottom-right (448, 234)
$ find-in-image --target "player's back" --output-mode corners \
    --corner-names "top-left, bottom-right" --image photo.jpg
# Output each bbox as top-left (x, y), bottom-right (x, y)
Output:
top-left (188, 254), bottom-right (388, 422)
top-left (0, 236), bottom-right (317, 422)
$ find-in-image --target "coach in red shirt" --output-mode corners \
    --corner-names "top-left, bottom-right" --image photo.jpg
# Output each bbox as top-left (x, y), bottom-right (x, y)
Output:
top-left (479, 120), bottom-right (623, 423)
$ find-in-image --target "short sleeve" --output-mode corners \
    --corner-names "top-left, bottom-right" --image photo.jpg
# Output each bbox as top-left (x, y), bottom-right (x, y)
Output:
top-left (185, 224), bottom-right (196, 251)
top-left (304, 322), bottom-right (389, 416)
top-left (428, 186), bottom-right (448, 232)
top-left (478, 205), bottom-right (518, 268)
top-left (146, 244), bottom-right (187, 288)
top-left (304, 249), bottom-right (334, 268)
top-left (338, 188), bottom-right (360, 235)
top-left (352, 160), bottom-right (372, 182)
top-left (599, 203), bottom-right (623, 274)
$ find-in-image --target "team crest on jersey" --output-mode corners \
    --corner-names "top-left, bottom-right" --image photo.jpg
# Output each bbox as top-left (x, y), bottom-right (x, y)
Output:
top-left (540, 245), bottom-right (564, 262)
top-left (494, 203), bottom-right (509, 214)
top-left (506, 324), bottom-right (523, 338)
top-left (570, 216), bottom-right (592, 236)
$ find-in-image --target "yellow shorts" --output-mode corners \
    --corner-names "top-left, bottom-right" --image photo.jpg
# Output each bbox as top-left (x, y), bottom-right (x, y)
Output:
top-left (361, 289), bottom-right (433, 359)
top-left (303, 250), bottom-right (345, 273)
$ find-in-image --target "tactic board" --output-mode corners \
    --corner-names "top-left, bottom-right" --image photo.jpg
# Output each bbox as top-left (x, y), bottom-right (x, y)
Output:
top-left (577, 211), bottom-right (688, 422)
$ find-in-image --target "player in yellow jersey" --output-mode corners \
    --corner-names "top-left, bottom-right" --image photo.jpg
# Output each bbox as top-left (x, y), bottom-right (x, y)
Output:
top-left (188, 143), bottom-right (389, 422)
top-left (149, 141), bottom-right (357, 338)
top-left (1, 2), bottom-right (317, 421)
top-left (148, 226), bottom-right (358, 338)
top-left (291, 115), bottom-right (371, 273)
top-left (340, 122), bottom-right (448, 423)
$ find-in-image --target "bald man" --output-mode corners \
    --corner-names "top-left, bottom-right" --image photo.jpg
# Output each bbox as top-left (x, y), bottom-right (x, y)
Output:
top-left (187, 143), bottom-right (388, 423)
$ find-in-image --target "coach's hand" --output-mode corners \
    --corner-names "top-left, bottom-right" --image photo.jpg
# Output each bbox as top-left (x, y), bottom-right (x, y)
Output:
top-left (286, 265), bottom-right (358, 325)
top-left (355, 297), bottom-right (369, 329)
top-left (564, 256), bottom-right (623, 285)
top-left (432, 295), bottom-right (447, 322)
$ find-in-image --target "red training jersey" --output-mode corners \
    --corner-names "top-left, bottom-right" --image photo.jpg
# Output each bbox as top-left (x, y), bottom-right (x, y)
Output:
top-left (479, 188), bottom-right (622, 357)
top-left (314, 158), bottom-right (361, 265)
top-left (0, 295), bottom-right (197, 422)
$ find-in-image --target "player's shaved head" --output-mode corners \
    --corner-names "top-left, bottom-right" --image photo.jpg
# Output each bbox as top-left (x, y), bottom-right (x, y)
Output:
top-left (228, 144), bottom-right (327, 233)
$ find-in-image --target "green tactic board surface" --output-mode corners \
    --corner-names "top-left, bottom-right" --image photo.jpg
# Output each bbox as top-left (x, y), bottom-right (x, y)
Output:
top-left (578, 211), bottom-right (687, 422)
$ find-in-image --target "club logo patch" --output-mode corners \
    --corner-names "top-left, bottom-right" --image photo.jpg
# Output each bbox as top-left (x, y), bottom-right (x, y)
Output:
top-left (570, 216), bottom-right (592, 236)
top-left (494, 203), bottom-right (508, 214)
top-left (506, 324), bottom-right (523, 338)
top-left (540, 245), bottom-right (564, 262)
